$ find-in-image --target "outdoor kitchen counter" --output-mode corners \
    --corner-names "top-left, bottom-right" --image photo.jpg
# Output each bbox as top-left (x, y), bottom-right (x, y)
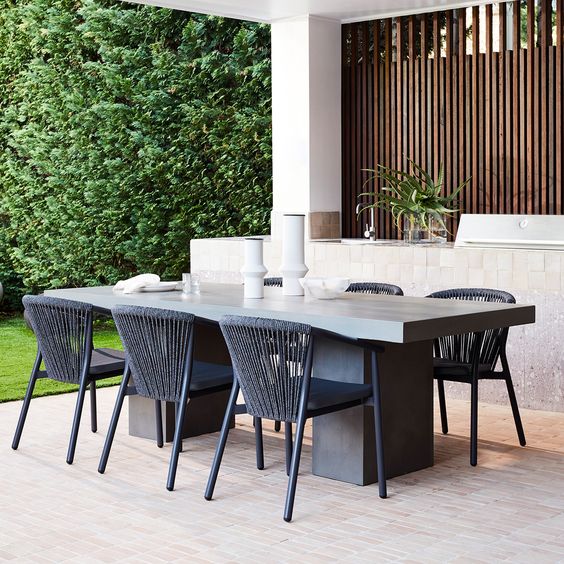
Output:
top-left (46, 284), bottom-right (534, 486)
top-left (191, 236), bottom-right (564, 293)
top-left (191, 236), bottom-right (564, 413)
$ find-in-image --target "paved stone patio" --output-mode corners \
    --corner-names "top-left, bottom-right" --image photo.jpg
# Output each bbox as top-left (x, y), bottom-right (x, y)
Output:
top-left (1, 387), bottom-right (563, 563)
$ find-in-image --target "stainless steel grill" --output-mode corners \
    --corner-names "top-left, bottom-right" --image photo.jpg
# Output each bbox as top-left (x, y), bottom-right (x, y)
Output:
top-left (455, 214), bottom-right (564, 251)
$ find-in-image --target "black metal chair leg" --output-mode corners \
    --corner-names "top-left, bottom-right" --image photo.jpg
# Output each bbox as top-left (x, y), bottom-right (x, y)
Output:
top-left (505, 376), bottom-right (526, 446)
top-left (274, 420), bottom-right (281, 432)
top-left (173, 403), bottom-right (184, 453)
top-left (167, 398), bottom-right (189, 491)
top-left (283, 343), bottom-right (313, 523)
top-left (283, 411), bottom-right (307, 522)
top-left (155, 400), bottom-right (163, 448)
top-left (98, 368), bottom-right (130, 474)
top-left (66, 373), bottom-right (90, 465)
top-left (90, 381), bottom-right (97, 433)
top-left (371, 350), bottom-right (387, 499)
top-left (12, 353), bottom-right (41, 450)
top-left (285, 422), bottom-right (293, 476)
top-left (205, 381), bottom-right (240, 501)
top-left (169, 403), bottom-right (185, 453)
top-left (470, 376), bottom-right (479, 466)
top-left (255, 417), bottom-right (264, 470)
top-left (437, 379), bottom-right (448, 434)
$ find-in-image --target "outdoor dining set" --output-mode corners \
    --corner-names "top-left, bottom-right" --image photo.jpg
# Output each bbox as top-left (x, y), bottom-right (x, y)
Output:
top-left (11, 277), bottom-right (532, 522)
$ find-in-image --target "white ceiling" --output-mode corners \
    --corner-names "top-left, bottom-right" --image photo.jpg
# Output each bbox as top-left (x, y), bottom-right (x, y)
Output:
top-left (123, 0), bottom-right (498, 23)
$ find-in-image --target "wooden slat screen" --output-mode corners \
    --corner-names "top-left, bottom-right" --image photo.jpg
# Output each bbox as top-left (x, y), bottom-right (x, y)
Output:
top-left (343, 1), bottom-right (564, 240)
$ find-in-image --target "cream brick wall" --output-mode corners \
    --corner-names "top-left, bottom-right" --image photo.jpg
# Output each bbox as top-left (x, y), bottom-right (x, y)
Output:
top-left (191, 237), bottom-right (564, 412)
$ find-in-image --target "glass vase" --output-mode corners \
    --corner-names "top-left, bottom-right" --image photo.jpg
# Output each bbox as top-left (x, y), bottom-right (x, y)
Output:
top-left (403, 214), bottom-right (447, 244)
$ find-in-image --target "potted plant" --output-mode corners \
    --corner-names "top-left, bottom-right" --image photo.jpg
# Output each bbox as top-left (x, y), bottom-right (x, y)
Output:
top-left (359, 159), bottom-right (470, 244)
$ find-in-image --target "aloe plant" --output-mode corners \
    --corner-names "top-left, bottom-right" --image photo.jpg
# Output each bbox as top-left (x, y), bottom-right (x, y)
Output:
top-left (359, 159), bottom-right (470, 233)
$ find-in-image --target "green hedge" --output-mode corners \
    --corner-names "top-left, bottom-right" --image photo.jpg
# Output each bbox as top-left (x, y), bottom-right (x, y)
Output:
top-left (0, 0), bottom-right (272, 311)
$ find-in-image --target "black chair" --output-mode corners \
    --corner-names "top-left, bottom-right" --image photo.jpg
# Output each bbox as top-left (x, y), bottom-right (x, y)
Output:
top-left (204, 315), bottom-right (387, 522)
top-left (13, 295), bottom-right (125, 464)
top-left (347, 282), bottom-right (404, 296)
top-left (264, 277), bottom-right (282, 287)
top-left (427, 288), bottom-right (526, 466)
top-left (98, 305), bottom-right (234, 491)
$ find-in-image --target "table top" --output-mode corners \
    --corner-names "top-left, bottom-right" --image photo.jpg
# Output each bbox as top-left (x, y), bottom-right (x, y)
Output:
top-left (45, 284), bottom-right (535, 344)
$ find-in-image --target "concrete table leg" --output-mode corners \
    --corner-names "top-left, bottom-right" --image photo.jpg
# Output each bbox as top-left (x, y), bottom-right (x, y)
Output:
top-left (312, 337), bottom-right (434, 485)
top-left (128, 389), bottom-right (233, 442)
top-left (128, 321), bottom-right (234, 442)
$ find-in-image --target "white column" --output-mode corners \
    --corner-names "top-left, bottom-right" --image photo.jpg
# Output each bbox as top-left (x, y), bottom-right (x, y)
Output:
top-left (271, 16), bottom-right (342, 239)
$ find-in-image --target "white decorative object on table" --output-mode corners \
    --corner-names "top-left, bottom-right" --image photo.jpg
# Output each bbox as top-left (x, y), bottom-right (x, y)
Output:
top-left (281, 214), bottom-right (308, 296)
top-left (113, 274), bottom-right (160, 294)
top-left (241, 238), bottom-right (267, 299)
top-left (300, 277), bottom-right (350, 300)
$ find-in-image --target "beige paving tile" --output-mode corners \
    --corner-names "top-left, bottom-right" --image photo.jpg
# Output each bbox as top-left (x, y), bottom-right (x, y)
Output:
top-left (0, 388), bottom-right (564, 562)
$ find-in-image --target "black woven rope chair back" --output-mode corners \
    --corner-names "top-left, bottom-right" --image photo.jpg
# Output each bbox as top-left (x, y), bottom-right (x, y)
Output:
top-left (220, 315), bottom-right (312, 423)
top-left (15, 295), bottom-right (125, 465)
top-left (22, 295), bottom-right (93, 384)
top-left (347, 282), bottom-right (404, 296)
top-left (428, 288), bottom-right (515, 370)
top-left (112, 305), bottom-right (195, 403)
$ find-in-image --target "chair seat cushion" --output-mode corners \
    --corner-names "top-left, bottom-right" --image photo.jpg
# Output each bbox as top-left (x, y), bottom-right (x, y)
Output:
top-left (433, 358), bottom-right (492, 379)
top-left (307, 378), bottom-right (372, 411)
top-left (89, 348), bottom-right (126, 376)
top-left (190, 361), bottom-right (233, 392)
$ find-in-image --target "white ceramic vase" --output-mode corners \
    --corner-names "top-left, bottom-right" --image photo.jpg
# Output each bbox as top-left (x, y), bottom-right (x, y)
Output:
top-left (241, 238), bottom-right (267, 299)
top-left (281, 214), bottom-right (308, 296)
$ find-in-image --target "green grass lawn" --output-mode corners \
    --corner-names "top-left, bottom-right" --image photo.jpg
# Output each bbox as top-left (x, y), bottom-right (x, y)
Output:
top-left (0, 314), bottom-right (123, 403)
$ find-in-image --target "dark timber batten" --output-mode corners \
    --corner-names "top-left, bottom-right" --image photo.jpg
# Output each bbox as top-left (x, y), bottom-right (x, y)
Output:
top-left (343, 1), bottom-right (564, 240)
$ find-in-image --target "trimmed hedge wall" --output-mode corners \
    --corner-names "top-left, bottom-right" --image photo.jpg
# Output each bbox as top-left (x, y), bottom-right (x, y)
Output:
top-left (0, 0), bottom-right (272, 310)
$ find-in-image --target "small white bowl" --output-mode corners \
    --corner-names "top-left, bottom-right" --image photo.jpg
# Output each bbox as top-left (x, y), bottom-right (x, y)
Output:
top-left (299, 277), bottom-right (350, 300)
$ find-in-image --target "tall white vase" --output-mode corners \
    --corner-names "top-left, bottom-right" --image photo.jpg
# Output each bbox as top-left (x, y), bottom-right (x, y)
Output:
top-left (241, 238), bottom-right (267, 299)
top-left (281, 214), bottom-right (308, 296)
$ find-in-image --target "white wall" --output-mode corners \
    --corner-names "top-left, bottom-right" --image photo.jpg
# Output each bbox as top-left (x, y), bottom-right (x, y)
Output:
top-left (271, 17), bottom-right (310, 214)
top-left (271, 16), bottom-right (342, 237)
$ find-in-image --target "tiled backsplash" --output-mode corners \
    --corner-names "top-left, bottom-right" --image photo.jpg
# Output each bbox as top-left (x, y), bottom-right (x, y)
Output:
top-left (191, 237), bottom-right (564, 412)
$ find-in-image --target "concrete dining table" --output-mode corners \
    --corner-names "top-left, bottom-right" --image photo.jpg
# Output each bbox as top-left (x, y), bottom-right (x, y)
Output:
top-left (46, 283), bottom-right (535, 486)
